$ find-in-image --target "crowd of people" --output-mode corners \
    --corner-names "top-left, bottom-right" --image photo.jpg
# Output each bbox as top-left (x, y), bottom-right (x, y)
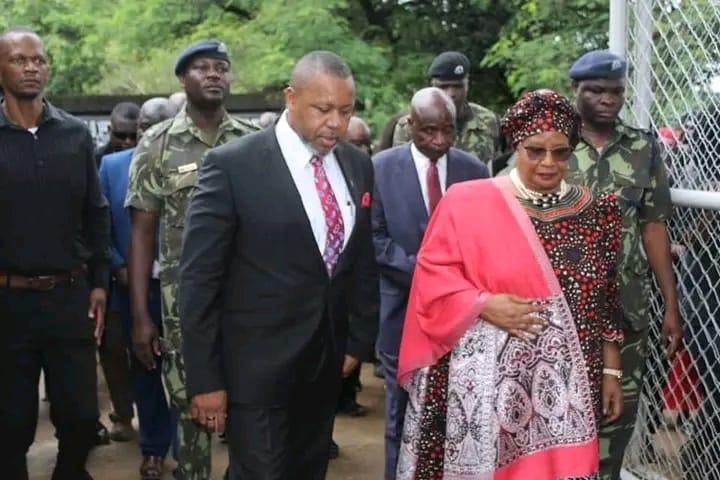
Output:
top-left (0, 23), bottom-right (702, 480)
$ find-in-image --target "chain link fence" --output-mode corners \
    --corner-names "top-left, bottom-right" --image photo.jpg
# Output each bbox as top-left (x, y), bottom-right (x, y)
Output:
top-left (616, 1), bottom-right (720, 479)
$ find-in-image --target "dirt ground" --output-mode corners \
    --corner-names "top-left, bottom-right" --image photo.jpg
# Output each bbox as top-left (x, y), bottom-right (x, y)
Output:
top-left (28, 365), bottom-right (385, 480)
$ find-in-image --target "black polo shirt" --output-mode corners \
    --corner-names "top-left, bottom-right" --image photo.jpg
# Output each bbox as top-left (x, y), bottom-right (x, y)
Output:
top-left (0, 101), bottom-right (110, 289)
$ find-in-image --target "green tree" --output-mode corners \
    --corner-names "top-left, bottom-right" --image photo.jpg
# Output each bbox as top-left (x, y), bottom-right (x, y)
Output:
top-left (484, 0), bottom-right (610, 97)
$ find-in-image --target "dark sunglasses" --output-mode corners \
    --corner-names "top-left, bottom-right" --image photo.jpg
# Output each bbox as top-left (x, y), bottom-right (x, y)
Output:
top-left (112, 131), bottom-right (137, 141)
top-left (521, 145), bottom-right (573, 162)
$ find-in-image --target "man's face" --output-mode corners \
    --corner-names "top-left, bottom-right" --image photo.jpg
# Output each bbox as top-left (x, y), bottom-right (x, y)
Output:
top-left (285, 72), bottom-right (355, 155)
top-left (409, 103), bottom-right (455, 161)
top-left (573, 78), bottom-right (625, 126)
top-left (108, 117), bottom-right (138, 150)
top-left (346, 122), bottom-right (372, 155)
top-left (430, 77), bottom-right (468, 111)
top-left (0, 32), bottom-right (49, 100)
top-left (179, 57), bottom-right (231, 109)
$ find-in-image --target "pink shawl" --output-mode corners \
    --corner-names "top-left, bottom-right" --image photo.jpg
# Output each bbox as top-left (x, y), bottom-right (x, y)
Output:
top-left (397, 177), bottom-right (599, 479)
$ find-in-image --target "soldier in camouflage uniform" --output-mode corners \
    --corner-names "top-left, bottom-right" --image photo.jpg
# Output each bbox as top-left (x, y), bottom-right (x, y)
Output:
top-left (125, 40), bottom-right (256, 480)
top-left (391, 51), bottom-right (501, 170)
top-left (565, 50), bottom-right (682, 480)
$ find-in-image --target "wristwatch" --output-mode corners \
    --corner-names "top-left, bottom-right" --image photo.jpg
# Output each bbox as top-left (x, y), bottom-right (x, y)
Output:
top-left (603, 368), bottom-right (623, 379)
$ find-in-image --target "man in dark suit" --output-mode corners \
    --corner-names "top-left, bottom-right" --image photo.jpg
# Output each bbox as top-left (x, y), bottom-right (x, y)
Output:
top-left (178, 51), bottom-right (379, 479)
top-left (372, 86), bottom-right (489, 480)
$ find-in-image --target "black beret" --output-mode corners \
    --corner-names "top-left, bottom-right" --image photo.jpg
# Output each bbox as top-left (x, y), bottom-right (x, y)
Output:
top-left (428, 51), bottom-right (471, 80)
top-left (174, 40), bottom-right (230, 75)
top-left (569, 50), bottom-right (627, 81)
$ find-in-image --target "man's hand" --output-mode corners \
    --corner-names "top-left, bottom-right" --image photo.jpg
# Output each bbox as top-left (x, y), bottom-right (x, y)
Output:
top-left (191, 390), bottom-right (227, 434)
top-left (661, 308), bottom-right (683, 359)
top-left (342, 355), bottom-right (360, 378)
top-left (132, 313), bottom-right (160, 370)
top-left (602, 375), bottom-right (624, 423)
top-left (88, 288), bottom-right (106, 346)
top-left (115, 266), bottom-right (129, 287)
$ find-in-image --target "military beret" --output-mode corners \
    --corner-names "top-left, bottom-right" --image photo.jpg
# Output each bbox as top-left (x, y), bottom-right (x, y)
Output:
top-left (569, 50), bottom-right (627, 81)
top-left (428, 51), bottom-right (471, 79)
top-left (174, 39), bottom-right (230, 75)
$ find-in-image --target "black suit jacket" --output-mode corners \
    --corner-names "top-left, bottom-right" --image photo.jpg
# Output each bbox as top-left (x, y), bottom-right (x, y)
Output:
top-left (178, 127), bottom-right (379, 405)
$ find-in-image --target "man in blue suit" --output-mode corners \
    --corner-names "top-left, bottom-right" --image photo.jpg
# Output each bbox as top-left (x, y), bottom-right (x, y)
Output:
top-left (372, 87), bottom-right (489, 480)
top-left (98, 97), bottom-right (178, 479)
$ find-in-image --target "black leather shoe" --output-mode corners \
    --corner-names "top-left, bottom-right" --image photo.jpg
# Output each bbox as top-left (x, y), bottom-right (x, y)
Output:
top-left (337, 398), bottom-right (368, 417)
top-left (94, 419), bottom-right (111, 446)
top-left (329, 439), bottom-right (339, 460)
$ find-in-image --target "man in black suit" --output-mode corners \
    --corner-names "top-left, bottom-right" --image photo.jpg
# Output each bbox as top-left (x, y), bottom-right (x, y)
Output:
top-left (178, 51), bottom-right (379, 479)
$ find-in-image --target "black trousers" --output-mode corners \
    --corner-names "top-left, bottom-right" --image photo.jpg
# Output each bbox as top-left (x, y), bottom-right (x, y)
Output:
top-left (0, 279), bottom-right (98, 480)
top-left (226, 349), bottom-right (342, 480)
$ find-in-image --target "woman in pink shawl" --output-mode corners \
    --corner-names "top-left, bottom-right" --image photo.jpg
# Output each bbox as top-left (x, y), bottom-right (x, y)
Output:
top-left (396, 90), bottom-right (624, 480)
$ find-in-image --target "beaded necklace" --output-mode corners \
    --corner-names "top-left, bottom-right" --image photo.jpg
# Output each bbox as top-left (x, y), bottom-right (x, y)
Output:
top-left (509, 168), bottom-right (570, 208)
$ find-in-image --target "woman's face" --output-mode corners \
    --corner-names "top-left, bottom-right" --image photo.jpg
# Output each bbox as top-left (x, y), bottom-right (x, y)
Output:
top-left (515, 131), bottom-right (572, 193)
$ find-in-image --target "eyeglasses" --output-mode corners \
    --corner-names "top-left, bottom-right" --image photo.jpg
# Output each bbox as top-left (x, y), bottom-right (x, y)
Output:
top-left (521, 145), bottom-right (573, 162)
top-left (112, 131), bottom-right (137, 141)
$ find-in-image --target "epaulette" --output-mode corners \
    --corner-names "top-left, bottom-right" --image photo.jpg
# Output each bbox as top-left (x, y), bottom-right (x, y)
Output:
top-left (141, 117), bottom-right (174, 143)
top-left (230, 115), bottom-right (261, 133)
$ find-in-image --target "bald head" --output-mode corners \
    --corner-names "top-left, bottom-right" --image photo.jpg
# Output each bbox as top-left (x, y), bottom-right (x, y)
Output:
top-left (410, 87), bottom-right (456, 121)
top-left (168, 91), bottom-right (186, 109)
top-left (347, 116), bottom-right (372, 154)
top-left (257, 111), bottom-right (279, 129)
top-left (137, 97), bottom-right (178, 139)
top-left (289, 51), bottom-right (354, 92)
top-left (0, 27), bottom-right (42, 56)
top-left (408, 87), bottom-right (457, 161)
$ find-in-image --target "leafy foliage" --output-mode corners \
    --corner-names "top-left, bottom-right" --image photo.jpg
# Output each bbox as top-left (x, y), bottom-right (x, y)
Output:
top-left (1, 0), bottom-right (612, 134)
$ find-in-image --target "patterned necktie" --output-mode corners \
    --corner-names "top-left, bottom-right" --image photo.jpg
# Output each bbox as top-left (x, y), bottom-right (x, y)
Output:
top-left (427, 159), bottom-right (442, 215)
top-left (310, 155), bottom-right (345, 274)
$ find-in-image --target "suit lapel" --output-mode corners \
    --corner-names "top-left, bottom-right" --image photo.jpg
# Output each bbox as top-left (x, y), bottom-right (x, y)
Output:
top-left (332, 144), bottom-right (361, 276)
top-left (445, 149), bottom-right (461, 188)
top-left (397, 145), bottom-right (429, 228)
top-left (263, 130), bottom-right (326, 274)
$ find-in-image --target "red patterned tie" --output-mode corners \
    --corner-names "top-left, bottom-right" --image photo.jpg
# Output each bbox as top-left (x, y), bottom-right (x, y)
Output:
top-left (427, 159), bottom-right (442, 215)
top-left (310, 155), bottom-right (345, 274)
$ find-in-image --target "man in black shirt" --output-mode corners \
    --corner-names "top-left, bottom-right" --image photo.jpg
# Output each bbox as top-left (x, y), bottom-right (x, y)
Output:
top-left (0, 27), bottom-right (109, 480)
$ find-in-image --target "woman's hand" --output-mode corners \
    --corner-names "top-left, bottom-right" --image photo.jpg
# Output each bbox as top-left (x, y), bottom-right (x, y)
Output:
top-left (602, 374), bottom-right (623, 423)
top-left (481, 294), bottom-right (548, 340)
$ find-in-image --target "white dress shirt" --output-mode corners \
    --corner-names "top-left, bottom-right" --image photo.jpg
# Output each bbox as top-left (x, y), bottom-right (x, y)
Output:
top-left (411, 143), bottom-right (447, 213)
top-left (275, 111), bottom-right (355, 254)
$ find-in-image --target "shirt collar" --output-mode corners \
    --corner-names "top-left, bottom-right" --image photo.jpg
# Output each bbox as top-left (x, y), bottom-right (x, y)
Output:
top-left (276, 110), bottom-right (330, 169)
top-left (0, 99), bottom-right (61, 128)
top-left (411, 142), bottom-right (447, 168)
top-left (166, 105), bottom-right (240, 136)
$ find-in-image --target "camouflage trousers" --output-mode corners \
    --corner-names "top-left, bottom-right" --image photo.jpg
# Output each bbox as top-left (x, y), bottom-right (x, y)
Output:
top-left (599, 329), bottom-right (648, 480)
top-left (161, 284), bottom-right (212, 480)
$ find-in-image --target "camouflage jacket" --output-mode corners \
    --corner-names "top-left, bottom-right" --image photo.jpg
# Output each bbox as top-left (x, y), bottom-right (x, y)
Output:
top-left (124, 108), bottom-right (256, 285)
top-left (391, 102), bottom-right (501, 167)
top-left (566, 120), bottom-right (672, 331)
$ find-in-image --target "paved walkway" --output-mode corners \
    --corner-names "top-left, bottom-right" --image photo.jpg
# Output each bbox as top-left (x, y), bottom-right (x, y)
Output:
top-left (29, 365), bottom-right (385, 479)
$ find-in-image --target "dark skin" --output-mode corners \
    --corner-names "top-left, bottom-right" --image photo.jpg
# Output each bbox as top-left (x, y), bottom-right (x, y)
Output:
top-left (430, 77), bottom-right (471, 124)
top-left (573, 78), bottom-right (682, 358)
top-left (131, 56), bottom-right (232, 368)
top-left (108, 116), bottom-right (138, 151)
top-left (131, 55), bottom-right (234, 433)
top-left (513, 130), bottom-right (622, 422)
top-left (115, 99), bottom-right (177, 289)
top-left (0, 31), bottom-right (106, 344)
top-left (407, 93), bottom-right (456, 161)
top-left (346, 116), bottom-right (372, 155)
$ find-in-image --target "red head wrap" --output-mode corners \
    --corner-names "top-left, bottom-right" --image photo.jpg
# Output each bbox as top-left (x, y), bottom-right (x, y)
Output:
top-left (500, 89), bottom-right (580, 147)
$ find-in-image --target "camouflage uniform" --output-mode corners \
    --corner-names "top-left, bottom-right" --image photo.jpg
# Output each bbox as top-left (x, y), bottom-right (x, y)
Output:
top-left (125, 108), bottom-right (256, 480)
top-left (391, 102), bottom-right (501, 167)
top-left (566, 119), bottom-right (673, 480)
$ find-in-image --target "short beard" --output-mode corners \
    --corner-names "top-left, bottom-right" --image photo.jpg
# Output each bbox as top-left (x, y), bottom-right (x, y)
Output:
top-left (9, 90), bottom-right (41, 101)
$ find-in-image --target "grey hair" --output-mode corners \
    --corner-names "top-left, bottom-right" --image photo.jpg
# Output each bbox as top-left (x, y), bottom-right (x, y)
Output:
top-left (410, 87), bottom-right (456, 120)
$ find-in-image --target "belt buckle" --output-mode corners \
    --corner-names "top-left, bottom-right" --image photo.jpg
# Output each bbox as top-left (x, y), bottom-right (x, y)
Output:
top-left (29, 275), bottom-right (56, 291)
